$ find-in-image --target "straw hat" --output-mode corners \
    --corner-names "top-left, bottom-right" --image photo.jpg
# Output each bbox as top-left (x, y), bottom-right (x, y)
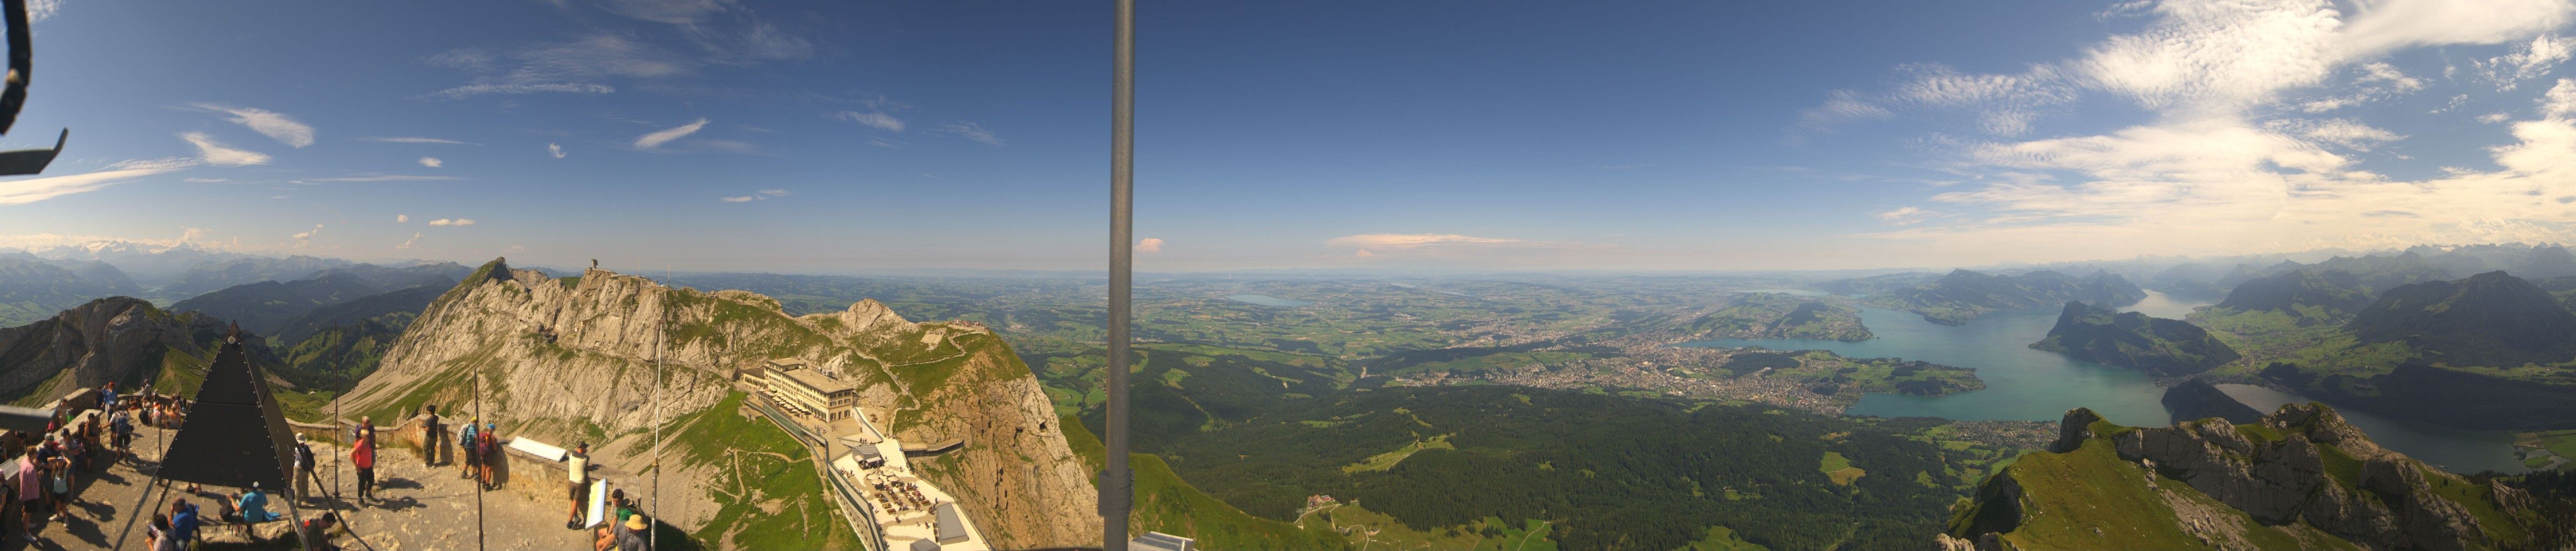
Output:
top-left (624, 513), bottom-right (648, 531)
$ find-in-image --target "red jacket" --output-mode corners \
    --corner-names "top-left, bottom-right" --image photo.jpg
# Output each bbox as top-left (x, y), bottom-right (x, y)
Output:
top-left (352, 435), bottom-right (374, 469)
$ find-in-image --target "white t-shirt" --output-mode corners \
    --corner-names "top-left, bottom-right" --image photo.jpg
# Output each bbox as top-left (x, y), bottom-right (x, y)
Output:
top-left (568, 455), bottom-right (588, 483)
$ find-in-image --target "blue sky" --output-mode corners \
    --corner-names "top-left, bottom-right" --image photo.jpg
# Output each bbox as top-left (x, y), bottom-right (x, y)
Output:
top-left (2, 0), bottom-right (2573, 272)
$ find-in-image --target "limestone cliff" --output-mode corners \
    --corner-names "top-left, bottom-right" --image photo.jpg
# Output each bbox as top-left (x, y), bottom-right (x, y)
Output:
top-left (337, 259), bottom-right (1100, 548)
top-left (1951, 404), bottom-right (2572, 550)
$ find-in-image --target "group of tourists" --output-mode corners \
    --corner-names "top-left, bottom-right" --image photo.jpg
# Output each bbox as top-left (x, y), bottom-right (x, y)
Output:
top-left (0, 382), bottom-right (137, 544)
top-left (458, 413), bottom-right (501, 490)
top-left (591, 488), bottom-right (650, 551)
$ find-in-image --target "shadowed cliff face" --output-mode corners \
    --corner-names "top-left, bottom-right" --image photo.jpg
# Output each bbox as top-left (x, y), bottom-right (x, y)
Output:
top-left (0, 296), bottom-right (272, 402)
top-left (337, 258), bottom-right (1101, 548)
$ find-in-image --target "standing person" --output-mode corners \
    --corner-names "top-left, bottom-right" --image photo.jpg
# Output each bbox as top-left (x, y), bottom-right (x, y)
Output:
top-left (15, 446), bottom-right (38, 543)
top-left (46, 450), bottom-right (70, 522)
top-left (475, 422), bottom-right (497, 490)
top-left (421, 405), bottom-right (443, 466)
top-left (565, 442), bottom-right (590, 529)
top-left (293, 434), bottom-right (316, 503)
top-left (109, 408), bottom-right (132, 463)
top-left (351, 427), bottom-right (376, 503)
top-left (456, 419), bottom-right (478, 479)
top-left (97, 383), bottom-right (115, 416)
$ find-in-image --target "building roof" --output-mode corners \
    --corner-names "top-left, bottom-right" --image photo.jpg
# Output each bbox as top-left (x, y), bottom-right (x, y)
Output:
top-left (1133, 531), bottom-right (1197, 551)
top-left (933, 501), bottom-right (966, 542)
top-left (779, 368), bottom-right (856, 395)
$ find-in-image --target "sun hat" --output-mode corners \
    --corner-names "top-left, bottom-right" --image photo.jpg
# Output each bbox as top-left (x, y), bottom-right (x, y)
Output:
top-left (624, 514), bottom-right (648, 531)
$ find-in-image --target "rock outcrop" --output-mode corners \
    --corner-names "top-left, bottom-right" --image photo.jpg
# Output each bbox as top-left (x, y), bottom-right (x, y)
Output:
top-left (1950, 402), bottom-right (2572, 550)
top-left (0, 297), bottom-right (266, 401)
top-left (336, 259), bottom-right (1100, 548)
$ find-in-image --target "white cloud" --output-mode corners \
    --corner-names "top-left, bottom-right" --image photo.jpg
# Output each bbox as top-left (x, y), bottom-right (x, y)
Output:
top-left (1137, 238), bottom-right (1164, 253)
top-left (291, 224), bottom-right (323, 248)
top-left (719, 189), bottom-right (790, 202)
top-left (2480, 111), bottom-right (2515, 123)
top-left (27, 0), bottom-right (58, 22)
top-left (418, 83), bottom-right (616, 101)
top-left (932, 122), bottom-right (1003, 146)
top-left (397, 214), bottom-right (410, 223)
top-left (396, 231), bottom-right (422, 250)
top-left (358, 137), bottom-right (479, 145)
top-left (427, 218), bottom-right (476, 227)
top-left (193, 104), bottom-right (315, 147)
top-left (0, 158), bottom-right (197, 205)
top-left (834, 111), bottom-right (905, 132)
top-left (635, 118), bottom-right (709, 149)
top-left (866, 138), bottom-right (908, 149)
top-left (178, 132), bottom-right (270, 166)
top-left (419, 157), bottom-right (443, 168)
top-left (548, 143), bottom-right (566, 158)
top-left (2475, 34), bottom-right (2574, 91)
top-left (2545, 78), bottom-right (2576, 118)
top-left (1810, 0), bottom-right (2576, 264)
top-left (1875, 206), bottom-right (1928, 225)
top-left (2262, 118), bottom-right (2404, 151)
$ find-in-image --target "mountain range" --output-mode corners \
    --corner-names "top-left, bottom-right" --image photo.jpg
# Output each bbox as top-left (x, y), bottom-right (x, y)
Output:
top-left (1853, 269), bottom-right (2147, 326)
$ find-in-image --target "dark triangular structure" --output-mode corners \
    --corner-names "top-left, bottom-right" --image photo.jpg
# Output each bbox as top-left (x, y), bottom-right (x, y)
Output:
top-left (156, 332), bottom-right (297, 492)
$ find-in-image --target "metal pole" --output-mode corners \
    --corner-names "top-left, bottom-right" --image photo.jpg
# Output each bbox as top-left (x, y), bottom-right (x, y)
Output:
top-left (650, 267), bottom-right (665, 551)
top-left (472, 372), bottom-right (484, 551)
top-left (1102, 0), bottom-right (1135, 548)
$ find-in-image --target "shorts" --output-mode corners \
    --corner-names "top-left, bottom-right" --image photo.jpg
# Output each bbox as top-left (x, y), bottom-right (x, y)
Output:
top-left (463, 450), bottom-right (481, 466)
top-left (568, 481), bottom-right (588, 501)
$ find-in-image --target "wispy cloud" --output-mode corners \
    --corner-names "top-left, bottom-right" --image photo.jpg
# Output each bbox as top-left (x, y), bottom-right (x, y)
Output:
top-left (397, 214), bottom-right (410, 223)
top-left (299, 174), bottom-right (458, 182)
top-left (1875, 206), bottom-right (1928, 225)
top-left (419, 157), bottom-right (443, 168)
top-left (932, 122), bottom-right (1003, 146)
top-left (359, 137), bottom-right (481, 145)
top-left (193, 104), bottom-right (315, 147)
top-left (418, 83), bottom-right (616, 101)
top-left (718, 189), bottom-right (790, 202)
top-left (635, 118), bottom-right (709, 149)
top-left (396, 231), bottom-right (422, 250)
top-left (0, 158), bottom-right (197, 205)
top-left (421, 33), bottom-right (686, 100)
top-left (834, 111), bottom-right (905, 132)
top-left (2475, 34), bottom-right (2573, 91)
top-left (427, 218), bottom-right (476, 227)
top-left (548, 143), bottom-right (567, 158)
top-left (179, 132), bottom-right (271, 166)
top-left (291, 224), bottom-right (323, 248)
top-left (866, 138), bottom-right (908, 149)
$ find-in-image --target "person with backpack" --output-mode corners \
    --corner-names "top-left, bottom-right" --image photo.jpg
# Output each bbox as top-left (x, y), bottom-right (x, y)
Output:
top-left (475, 422), bottom-right (498, 490)
top-left (457, 419), bottom-right (479, 479)
top-left (293, 434), bottom-right (317, 503)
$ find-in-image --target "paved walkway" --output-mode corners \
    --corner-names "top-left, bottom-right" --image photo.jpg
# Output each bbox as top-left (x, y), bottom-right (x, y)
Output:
top-left (0, 425), bottom-right (605, 550)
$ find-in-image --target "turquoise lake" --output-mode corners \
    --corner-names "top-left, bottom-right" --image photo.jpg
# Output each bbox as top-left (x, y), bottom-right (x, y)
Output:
top-left (1224, 294), bottom-right (1312, 307)
top-left (1676, 291), bottom-right (2525, 474)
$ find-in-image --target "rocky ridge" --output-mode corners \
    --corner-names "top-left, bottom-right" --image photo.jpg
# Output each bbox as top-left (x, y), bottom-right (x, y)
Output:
top-left (1949, 404), bottom-right (2567, 550)
top-left (336, 259), bottom-right (1100, 548)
